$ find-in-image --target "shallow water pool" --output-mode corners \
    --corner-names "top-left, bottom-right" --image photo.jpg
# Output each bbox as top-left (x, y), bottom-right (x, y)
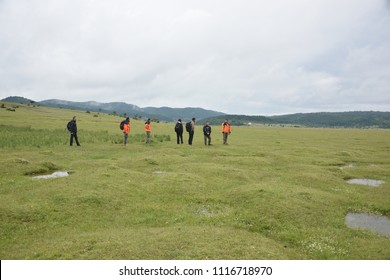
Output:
top-left (346, 179), bottom-right (384, 187)
top-left (33, 171), bottom-right (69, 179)
top-left (345, 213), bottom-right (390, 236)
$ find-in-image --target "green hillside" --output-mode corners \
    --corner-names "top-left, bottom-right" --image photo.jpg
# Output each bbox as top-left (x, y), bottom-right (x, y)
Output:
top-left (270, 111), bottom-right (390, 128)
top-left (205, 114), bottom-right (275, 126)
top-left (207, 111), bottom-right (390, 128)
top-left (1, 96), bottom-right (36, 105)
top-left (3, 96), bottom-right (389, 128)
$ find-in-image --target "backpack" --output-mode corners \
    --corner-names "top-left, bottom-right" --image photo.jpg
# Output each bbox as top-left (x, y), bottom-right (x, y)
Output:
top-left (66, 121), bottom-right (72, 132)
top-left (120, 120), bottom-right (126, 130)
top-left (174, 122), bottom-right (182, 132)
top-left (185, 121), bottom-right (192, 132)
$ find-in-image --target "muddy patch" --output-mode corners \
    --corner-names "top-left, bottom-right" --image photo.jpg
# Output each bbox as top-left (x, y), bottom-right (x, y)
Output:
top-left (346, 179), bottom-right (384, 187)
top-left (345, 213), bottom-right (390, 236)
top-left (18, 158), bottom-right (29, 164)
top-left (339, 163), bottom-right (356, 170)
top-left (196, 206), bottom-right (215, 217)
top-left (152, 170), bottom-right (166, 174)
top-left (32, 171), bottom-right (70, 179)
top-left (24, 162), bottom-right (60, 176)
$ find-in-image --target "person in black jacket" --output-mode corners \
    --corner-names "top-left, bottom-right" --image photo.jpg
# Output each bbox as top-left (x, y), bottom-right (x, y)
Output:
top-left (67, 116), bottom-right (81, 146)
top-left (174, 118), bottom-right (184, 144)
top-left (203, 121), bottom-right (212, 146)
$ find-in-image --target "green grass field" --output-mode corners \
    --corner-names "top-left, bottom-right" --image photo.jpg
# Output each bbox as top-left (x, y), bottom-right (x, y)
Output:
top-left (1, 102), bottom-right (389, 259)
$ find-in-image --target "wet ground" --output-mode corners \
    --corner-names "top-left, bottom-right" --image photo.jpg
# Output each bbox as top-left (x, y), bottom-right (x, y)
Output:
top-left (346, 179), bottom-right (385, 187)
top-left (345, 213), bottom-right (390, 236)
top-left (32, 171), bottom-right (69, 179)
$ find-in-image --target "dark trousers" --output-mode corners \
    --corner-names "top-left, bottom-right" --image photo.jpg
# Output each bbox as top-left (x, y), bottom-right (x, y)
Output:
top-left (223, 133), bottom-right (229, 144)
top-left (70, 133), bottom-right (80, 146)
top-left (188, 131), bottom-right (194, 145)
top-left (176, 132), bottom-right (183, 144)
top-left (204, 134), bottom-right (211, 145)
top-left (124, 133), bottom-right (129, 145)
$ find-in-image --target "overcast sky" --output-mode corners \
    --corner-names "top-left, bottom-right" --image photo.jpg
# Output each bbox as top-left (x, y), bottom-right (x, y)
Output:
top-left (0, 0), bottom-right (389, 115)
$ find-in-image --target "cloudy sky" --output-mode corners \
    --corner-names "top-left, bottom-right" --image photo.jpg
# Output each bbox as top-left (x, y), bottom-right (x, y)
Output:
top-left (0, 0), bottom-right (389, 115)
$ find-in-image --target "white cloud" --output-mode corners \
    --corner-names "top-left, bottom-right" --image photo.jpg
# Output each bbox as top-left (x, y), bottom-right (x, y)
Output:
top-left (0, 0), bottom-right (389, 115)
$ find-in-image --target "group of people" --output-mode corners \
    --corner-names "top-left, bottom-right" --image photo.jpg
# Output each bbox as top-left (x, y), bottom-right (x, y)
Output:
top-left (174, 118), bottom-right (232, 146)
top-left (67, 115), bottom-right (231, 147)
top-left (121, 117), bottom-right (232, 146)
top-left (120, 117), bottom-right (152, 146)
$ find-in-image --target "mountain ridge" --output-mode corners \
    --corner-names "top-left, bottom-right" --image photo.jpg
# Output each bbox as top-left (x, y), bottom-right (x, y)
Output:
top-left (206, 111), bottom-right (390, 129)
top-left (1, 96), bottom-right (225, 122)
top-left (2, 96), bottom-right (390, 128)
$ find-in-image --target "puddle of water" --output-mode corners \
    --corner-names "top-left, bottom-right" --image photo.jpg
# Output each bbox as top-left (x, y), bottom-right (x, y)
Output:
top-left (345, 213), bottom-right (390, 236)
top-left (346, 179), bottom-right (384, 187)
top-left (196, 207), bottom-right (215, 217)
top-left (32, 171), bottom-right (69, 179)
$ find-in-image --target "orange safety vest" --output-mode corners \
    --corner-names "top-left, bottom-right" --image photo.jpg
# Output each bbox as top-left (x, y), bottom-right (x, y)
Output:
top-left (123, 123), bottom-right (130, 134)
top-left (222, 122), bottom-right (231, 133)
top-left (145, 123), bottom-right (151, 132)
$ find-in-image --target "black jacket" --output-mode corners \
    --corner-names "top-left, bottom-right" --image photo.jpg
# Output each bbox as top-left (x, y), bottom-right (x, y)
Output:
top-left (203, 124), bottom-right (211, 136)
top-left (175, 122), bottom-right (183, 133)
top-left (67, 120), bottom-right (77, 133)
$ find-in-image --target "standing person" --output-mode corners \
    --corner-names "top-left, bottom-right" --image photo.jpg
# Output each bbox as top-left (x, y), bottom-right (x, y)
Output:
top-left (122, 117), bottom-right (130, 146)
top-left (67, 116), bottom-right (81, 146)
top-left (187, 117), bottom-right (196, 145)
top-left (222, 119), bottom-right (231, 145)
top-left (174, 118), bottom-right (183, 144)
top-left (145, 118), bottom-right (151, 144)
top-left (203, 121), bottom-right (212, 146)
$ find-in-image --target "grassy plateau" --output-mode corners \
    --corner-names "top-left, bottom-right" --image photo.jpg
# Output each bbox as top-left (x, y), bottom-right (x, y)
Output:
top-left (1, 102), bottom-right (389, 259)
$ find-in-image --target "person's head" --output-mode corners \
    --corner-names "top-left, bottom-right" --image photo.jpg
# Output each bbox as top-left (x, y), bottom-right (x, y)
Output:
top-left (126, 117), bottom-right (130, 121)
top-left (192, 117), bottom-right (196, 123)
top-left (73, 116), bottom-right (76, 121)
top-left (178, 118), bottom-right (182, 122)
top-left (205, 121), bottom-right (209, 126)
top-left (146, 118), bottom-right (151, 124)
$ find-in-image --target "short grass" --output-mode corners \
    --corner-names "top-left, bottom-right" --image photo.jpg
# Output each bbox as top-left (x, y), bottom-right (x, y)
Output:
top-left (1, 102), bottom-right (390, 259)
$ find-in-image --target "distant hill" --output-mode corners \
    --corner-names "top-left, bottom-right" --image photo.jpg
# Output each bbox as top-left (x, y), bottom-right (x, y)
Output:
top-left (3, 96), bottom-right (389, 128)
top-left (143, 106), bottom-right (224, 122)
top-left (205, 114), bottom-right (275, 126)
top-left (38, 99), bottom-right (224, 122)
top-left (207, 111), bottom-right (390, 129)
top-left (270, 111), bottom-right (390, 129)
top-left (39, 99), bottom-right (144, 117)
top-left (1, 96), bottom-right (36, 104)
top-left (1, 96), bottom-right (225, 122)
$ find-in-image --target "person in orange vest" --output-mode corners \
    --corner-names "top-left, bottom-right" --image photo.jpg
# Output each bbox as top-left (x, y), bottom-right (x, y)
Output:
top-left (145, 118), bottom-right (151, 144)
top-left (221, 119), bottom-right (231, 145)
top-left (122, 117), bottom-right (130, 146)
